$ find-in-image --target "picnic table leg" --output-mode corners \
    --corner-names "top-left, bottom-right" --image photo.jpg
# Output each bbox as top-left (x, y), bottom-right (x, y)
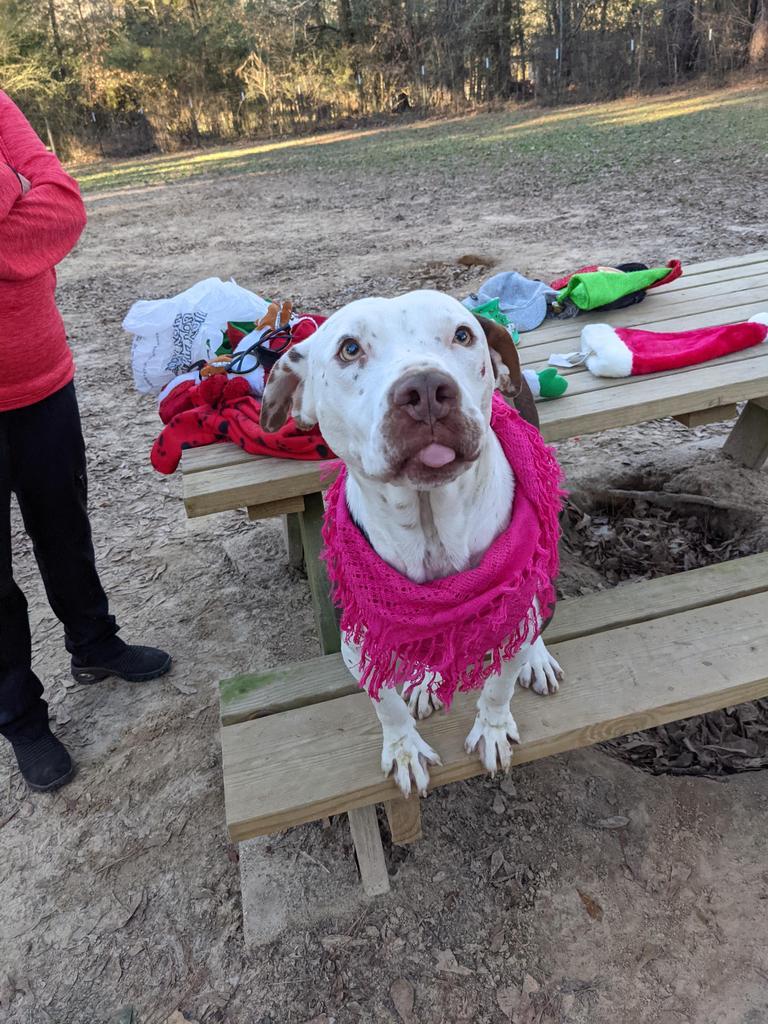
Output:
top-left (385, 796), bottom-right (423, 845)
top-left (282, 512), bottom-right (305, 569)
top-left (298, 491), bottom-right (341, 655)
top-left (674, 403), bottom-right (738, 429)
top-left (723, 398), bottom-right (768, 469)
top-left (348, 805), bottom-right (390, 896)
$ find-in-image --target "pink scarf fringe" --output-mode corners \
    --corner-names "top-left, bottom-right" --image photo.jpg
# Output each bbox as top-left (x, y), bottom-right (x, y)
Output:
top-left (322, 395), bottom-right (564, 706)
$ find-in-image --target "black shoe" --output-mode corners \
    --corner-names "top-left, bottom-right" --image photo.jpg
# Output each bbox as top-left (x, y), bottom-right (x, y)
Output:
top-left (71, 644), bottom-right (172, 684)
top-left (12, 727), bottom-right (74, 792)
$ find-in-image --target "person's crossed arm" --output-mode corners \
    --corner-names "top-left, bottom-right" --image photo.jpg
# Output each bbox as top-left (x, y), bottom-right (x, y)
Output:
top-left (0, 165), bottom-right (30, 201)
top-left (0, 91), bottom-right (86, 281)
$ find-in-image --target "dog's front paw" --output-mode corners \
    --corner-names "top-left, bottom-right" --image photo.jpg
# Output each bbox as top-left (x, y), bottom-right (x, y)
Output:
top-left (406, 680), bottom-right (444, 720)
top-left (464, 708), bottom-right (520, 773)
top-left (518, 636), bottom-right (563, 695)
top-left (382, 724), bottom-right (441, 798)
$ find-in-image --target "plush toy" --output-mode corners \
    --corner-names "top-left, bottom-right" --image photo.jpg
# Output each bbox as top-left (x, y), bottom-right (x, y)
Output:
top-left (524, 366), bottom-right (568, 399)
top-left (477, 317), bottom-right (567, 399)
top-left (468, 315), bottom-right (566, 399)
top-left (200, 353), bottom-right (232, 377)
top-left (256, 299), bottom-right (293, 332)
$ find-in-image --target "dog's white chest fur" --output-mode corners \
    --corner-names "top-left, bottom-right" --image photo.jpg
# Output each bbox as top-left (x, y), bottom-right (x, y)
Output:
top-left (345, 433), bottom-right (515, 582)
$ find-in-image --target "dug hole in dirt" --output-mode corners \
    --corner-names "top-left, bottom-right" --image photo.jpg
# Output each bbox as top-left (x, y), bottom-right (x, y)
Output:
top-left (561, 439), bottom-right (768, 778)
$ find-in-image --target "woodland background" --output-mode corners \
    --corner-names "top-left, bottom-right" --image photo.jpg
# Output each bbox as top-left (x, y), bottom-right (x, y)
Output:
top-left (1, 0), bottom-right (767, 160)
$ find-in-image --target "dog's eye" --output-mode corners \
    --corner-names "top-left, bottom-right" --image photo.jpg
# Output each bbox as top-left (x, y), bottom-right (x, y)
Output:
top-left (338, 338), bottom-right (362, 362)
top-left (453, 327), bottom-right (473, 346)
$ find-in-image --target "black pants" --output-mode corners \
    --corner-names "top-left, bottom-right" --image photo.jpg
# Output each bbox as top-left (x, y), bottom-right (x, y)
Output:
top-left (0, 383), bottom-right (120, 741)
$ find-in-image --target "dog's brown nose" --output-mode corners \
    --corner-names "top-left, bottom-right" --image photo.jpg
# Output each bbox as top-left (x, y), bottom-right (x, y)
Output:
top-left (392, 370), bottom-right (458, 424)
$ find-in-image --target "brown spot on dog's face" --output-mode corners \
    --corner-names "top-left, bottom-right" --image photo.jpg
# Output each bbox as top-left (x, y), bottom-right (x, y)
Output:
top-left (260, 338), bottom-right (316, 431)
top-left (476, 315), bottom-right (522, 398)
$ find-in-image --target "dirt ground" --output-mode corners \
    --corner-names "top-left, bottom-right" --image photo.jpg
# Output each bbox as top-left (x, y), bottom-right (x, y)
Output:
top-left (2, 83), bottom-right (768, 1024)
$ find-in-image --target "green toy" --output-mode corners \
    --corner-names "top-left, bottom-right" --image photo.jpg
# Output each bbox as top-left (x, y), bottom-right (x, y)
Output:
top-left (534, 366), bottom-right (568, 398)
top-left (469, 297), bottom-right (510, 327)
top-left (522, 365), bottom-right (568, 400)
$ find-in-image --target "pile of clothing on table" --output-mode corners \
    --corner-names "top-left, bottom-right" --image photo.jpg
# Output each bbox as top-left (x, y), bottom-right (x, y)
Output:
top-left (125, 278), bottom-right (332, 473)
top-left (124, 260), bottom-right (686, 474)
top-left (462, 258), bottom-right (683, 331)
top-left (473, 259), bottom-right (768, 381)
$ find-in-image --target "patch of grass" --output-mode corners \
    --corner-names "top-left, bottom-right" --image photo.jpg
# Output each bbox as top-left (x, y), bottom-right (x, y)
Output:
top-left (71, 83), bottom-right (768, 195)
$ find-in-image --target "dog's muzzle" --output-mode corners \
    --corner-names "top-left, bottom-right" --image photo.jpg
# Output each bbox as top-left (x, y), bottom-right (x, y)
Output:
top-left (381, 370), bottom-right (483, 483)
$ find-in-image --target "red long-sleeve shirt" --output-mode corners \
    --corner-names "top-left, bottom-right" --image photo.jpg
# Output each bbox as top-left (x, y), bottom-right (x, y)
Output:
top-left (0, 91), bottom-right (86, 411)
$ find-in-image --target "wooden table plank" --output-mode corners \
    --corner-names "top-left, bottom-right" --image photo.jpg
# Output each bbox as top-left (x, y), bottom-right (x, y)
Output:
top-left (540, 254), bottom-right (768, 310)
top-left (222, 591), bottom-right (768, 840)
top-left (347, 805), bottom-right (391, 895)
top-left (522, 329), bottom-right (768, 384)
top-left (660, 266), bottom-right (768, 295)
top-left (218, 553), bottom-right (768, 726)
top-left (665, 250), bottom-right (768, 275)
top-left (246, 495), bottom-right (305, 521)
top-left (538, 351), bottom-right (768, 441)
top-left (182, 444), bottom-right (261, 474)
top-left (674, 403), bottom-right (739, 428)
top-left (547, 552), bottom-right (768, 643)
top-left (183, 456), bottom-right (340, 518)
top-left (546, 252), bottom-right (767, 287)
top-left (385, 797), bottom-right (423, 845)
top-left (531, 341), bottom-right (768, 392)
top-left (298, 491), bottom-right (341, 654)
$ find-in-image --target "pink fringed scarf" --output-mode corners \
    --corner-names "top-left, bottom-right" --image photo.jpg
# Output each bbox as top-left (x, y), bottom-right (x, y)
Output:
top-left (321, 394), bottom-right (564, 706)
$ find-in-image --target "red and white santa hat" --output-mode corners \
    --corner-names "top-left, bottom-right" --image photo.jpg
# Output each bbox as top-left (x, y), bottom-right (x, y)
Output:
top-left (550, 313), bottom-right (768, 378)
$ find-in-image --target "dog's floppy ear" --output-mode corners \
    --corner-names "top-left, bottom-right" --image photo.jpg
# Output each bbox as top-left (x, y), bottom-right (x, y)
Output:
top-left (260, 340), bottom-right (316, 432)
top-left (475, 315), bottom-right (522, 398)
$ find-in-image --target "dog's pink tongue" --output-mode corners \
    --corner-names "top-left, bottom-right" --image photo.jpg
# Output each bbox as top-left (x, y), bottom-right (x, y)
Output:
top-left (418, 443), bottom-right (456, 468)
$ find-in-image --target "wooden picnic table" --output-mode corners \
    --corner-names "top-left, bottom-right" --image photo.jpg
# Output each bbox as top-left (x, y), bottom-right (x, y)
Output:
top-left (182, 249), bottom-right (768, 654)
top-left (179, 248), bottom-right (768, 895)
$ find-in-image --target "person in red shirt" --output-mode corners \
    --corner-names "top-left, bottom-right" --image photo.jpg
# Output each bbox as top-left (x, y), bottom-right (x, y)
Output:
top-left (0, 92), bottom-right (171, 792)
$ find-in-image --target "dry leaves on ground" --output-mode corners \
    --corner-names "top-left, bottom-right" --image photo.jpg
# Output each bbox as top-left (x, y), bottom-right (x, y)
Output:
top-left (390, 978), bottom-right (416, 1023)
top-left (577, 890), bottom-right (604, 922)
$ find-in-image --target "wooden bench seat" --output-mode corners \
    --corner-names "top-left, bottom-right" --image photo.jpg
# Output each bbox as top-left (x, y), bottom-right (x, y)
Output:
top-left (218, 554), bottom-right (768, 894)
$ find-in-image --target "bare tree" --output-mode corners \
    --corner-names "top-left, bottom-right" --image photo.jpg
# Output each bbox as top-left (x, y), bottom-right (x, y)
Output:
top-left (1, 0), bottom-right (761, 159)
top-left (749, 0), bottom-right (768, 63)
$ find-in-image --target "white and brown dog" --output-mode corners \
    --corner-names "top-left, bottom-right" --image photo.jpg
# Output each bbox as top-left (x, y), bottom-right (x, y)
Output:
top-left (260, 290), bottom-right (562, 798)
